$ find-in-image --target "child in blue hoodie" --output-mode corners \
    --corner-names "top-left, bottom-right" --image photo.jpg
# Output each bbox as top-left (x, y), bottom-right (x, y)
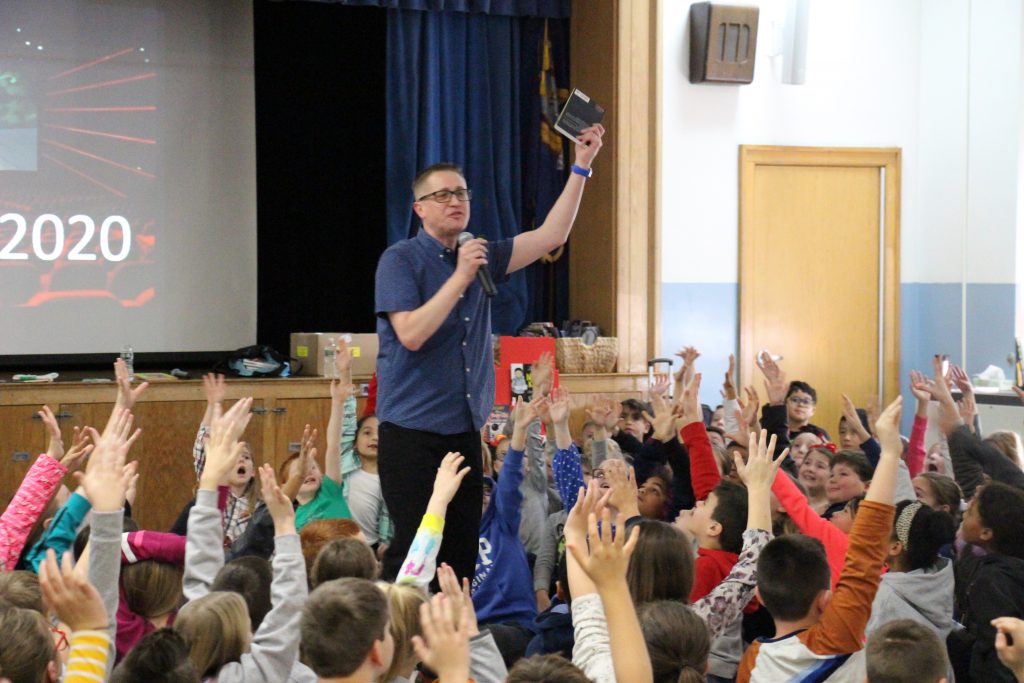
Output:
top-left (473, 393), bottom-right (544, 666)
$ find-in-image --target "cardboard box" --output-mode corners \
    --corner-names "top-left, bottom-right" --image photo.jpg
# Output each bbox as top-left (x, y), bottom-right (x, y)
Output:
top-left (290, 332), bottom-right (379, 377)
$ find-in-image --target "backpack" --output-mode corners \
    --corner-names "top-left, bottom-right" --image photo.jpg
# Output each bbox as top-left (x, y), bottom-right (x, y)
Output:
top-left (213, 345), bottom-right (290, 378)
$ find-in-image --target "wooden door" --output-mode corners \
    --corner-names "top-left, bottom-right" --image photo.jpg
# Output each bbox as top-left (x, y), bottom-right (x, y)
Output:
top-left (264, 396), bottom-right (370, 475)
top-left (266, 397), bottom-right (333, 475)
top-left (0, 406), bottom-right (48, 504)
top-left (131, 401), bottom-right (207, 531)
top-left (739, 146), bottom-right (900, 438)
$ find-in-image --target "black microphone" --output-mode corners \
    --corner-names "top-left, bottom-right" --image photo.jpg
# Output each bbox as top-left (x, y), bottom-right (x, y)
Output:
top-left (457, 231), bottom-right (496, 297)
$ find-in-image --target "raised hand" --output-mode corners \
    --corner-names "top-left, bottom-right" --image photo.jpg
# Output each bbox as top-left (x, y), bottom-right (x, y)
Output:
top-left (412, 594), bottom-right (472, 683)
top-left (78, 409), bottom-right (138, 512)
top-left (874, 395), bottom-right (904, 456)
top-left (573, 123), bottom-right (605, 170)
top-left (673, 346), bottom-right (700, 395)
top-left (649, 373), bottom-right (671, 399)
top-left (735, 386), bottom-right (761, 431)
top-left (123, 461), bottom-right (140, 507)
top-left (930, 356), bottom-right (961, 434)
top-left (334, 337), bottom-right (354, 384)
top-left (548, 386), bottom-right (571, 426)
top-left (757, 353), bottom-right (787, 406)
top-left (586, 397), bottom-right (619, 439)
top-left (60, 426), bottom-right (94, 473)
top-left (259, 463), bottom-right (296, 536)
top-left (286, 425), bottom-right (318, 492)
top-left (602, 460), bottom-right (640, 519)
top-left (514, 394), bottom-right (549, 451)
top-left (429, 452), bottom-right (471, 509)
top-left (39, 405), bottom-right (66, 462)
top-left (931, 356), bottom-right (955, 402)
top-left (643, 390), bottom-right (676, 443)
top-left (958, 393), bottom-right (978, 432)
top-left (437, 563), bottom-right (479, 638)
top-left (909, 370), bottom-right (934, 402)
top-left (723, 412), bottom-right (751, 449)
top-left (564, 480), bottom-right (611, 550)
top-left (864, 395), bottom-right (881, 436)
top-left (840, 394), bottom-right (871, 442)
top-left (532, 351), bottom-right (555, 399)
top-left (950, 364), bottom-right (974, 398)
top-left (202, 373), bottom-right (227, 406)
top-left (734, 429), bottom-right (788, 491)
top-left (722, 353), bottom-right (737, 400)
top-left (679, 372), bottom-right (704, 426)
top-left (329, 378), bottom-right (355, 405)
top-left (566, 507), bottom-right (639, 589)
top-left (199, 397), bottom-right (254, 490)
top-left (113, 357), bottom-right (149, 411)
top-left (993, 617), bottom-right (1024, 680)
top-left (39, 550), bottom-right (107, 632)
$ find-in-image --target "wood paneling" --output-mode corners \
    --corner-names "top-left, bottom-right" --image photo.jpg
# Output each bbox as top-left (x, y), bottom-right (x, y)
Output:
top-left (739, 146), bottom-right (901, 435)
top-left (569, 0), bottom-right (660, 372)
top-left (0, 374), bottom-right (645, 529)
top-left (0, 406), bottom-right (47, 505)
top-left (131, 401), bottom-right (208, 531)
top-left (569, 0), bottom-right (618, 340)
top-left (266, 397), bottom-right (333, 475)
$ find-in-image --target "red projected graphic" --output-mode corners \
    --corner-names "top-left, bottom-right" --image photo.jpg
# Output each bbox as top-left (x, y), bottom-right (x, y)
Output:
top-left (0, 37), bottom-right (158, 310)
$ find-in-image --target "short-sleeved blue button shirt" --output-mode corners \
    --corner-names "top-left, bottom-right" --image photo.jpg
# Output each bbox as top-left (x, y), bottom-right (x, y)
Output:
top-left (375, 228), bottom-right (513, 434)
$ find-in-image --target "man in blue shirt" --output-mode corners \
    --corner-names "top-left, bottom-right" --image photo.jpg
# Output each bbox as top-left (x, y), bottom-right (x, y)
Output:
top-left (375, 124), bottom-right (605, 583)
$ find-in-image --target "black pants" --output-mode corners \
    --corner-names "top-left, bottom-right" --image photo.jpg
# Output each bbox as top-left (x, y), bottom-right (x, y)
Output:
top-left (378, 421), bottom-right (483, 585)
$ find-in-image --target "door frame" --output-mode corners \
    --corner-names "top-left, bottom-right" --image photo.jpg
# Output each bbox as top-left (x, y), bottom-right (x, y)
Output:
top-left (738, 145), bottom-right (902, 404)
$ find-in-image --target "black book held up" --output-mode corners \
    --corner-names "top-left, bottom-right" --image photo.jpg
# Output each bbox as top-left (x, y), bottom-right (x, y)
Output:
top-left (553, 88), bottom-right (605, 142)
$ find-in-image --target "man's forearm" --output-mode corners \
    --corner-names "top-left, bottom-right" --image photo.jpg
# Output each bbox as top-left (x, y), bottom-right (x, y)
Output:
top-left (537, 174), bottom-right (587, 246)
top-left (390, 274), bottom-right (471, 351)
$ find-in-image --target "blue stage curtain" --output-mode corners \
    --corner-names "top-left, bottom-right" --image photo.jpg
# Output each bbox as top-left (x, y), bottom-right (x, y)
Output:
top-left (386, 9), bottom-right (533, 333)
top-left (519, 17), bottom-right (571, 326)
top-left (290, 0), bottom-right (569, 18)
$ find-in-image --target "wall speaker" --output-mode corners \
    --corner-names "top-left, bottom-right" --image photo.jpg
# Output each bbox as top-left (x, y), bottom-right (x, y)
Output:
top-left (689, 2), bottom-right (760, 84)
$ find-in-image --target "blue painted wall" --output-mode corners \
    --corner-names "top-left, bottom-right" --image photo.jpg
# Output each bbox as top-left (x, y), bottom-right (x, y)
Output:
top-left (661, 281), bottom-right (1016, 434)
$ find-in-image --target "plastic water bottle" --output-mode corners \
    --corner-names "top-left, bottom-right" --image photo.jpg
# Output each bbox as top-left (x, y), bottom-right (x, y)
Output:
top-left (324, 337), bottom-right (337, 379)
top-left (121, 345), bottom-right (135, 381)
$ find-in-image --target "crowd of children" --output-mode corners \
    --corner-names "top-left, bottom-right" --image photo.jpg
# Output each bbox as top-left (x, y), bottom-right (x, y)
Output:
top-left (5, 344), bottom-right (1024, 682)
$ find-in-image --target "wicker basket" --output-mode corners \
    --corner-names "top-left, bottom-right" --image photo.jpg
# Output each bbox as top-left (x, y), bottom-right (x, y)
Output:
top-left (555, 337), bottom-right (618, 374)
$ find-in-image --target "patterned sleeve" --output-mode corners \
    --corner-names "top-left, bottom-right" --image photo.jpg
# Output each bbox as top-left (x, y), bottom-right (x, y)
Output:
top-left (193, 424), bottom-right (209, 480)
top-left (63, 630), bottom-right (112, 683)
top-left (0, 454), bottom-right (68, 571)
top-left (553, 443), bottom-right (585, 509)
top-left (395, 513), bottom-right (445, 590)
top-left (692, 528), bottom-right (771, 639)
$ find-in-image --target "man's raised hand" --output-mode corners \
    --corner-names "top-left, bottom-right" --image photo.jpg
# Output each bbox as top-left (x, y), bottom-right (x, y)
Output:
top-left (573, 123), bottom-right (605, 169)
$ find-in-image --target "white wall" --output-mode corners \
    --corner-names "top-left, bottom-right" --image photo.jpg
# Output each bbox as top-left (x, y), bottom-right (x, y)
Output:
top-left (659, 0), bottom-right (1023, 408)
top-left (659, 0), bottom-right (1020, 286)
top-left (660, 0), bottom-right (922, 285)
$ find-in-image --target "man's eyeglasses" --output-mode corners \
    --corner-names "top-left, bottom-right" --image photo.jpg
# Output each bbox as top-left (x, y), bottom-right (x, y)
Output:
top-left (417, 188), bottom-right (472, 203)
top-left (788, 396), bottom-right (814, 407)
